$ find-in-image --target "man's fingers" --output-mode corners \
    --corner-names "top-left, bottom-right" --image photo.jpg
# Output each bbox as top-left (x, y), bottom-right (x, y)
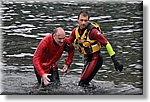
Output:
top-left (60, 69), bottom-right (64, 72)
top-left (47, 74), bottom-right (52, 76)
top-left (46, 77), bottom-right (50, 82)
top-left (63, 67), bottom-right (68, 72)
top-left (61, 65), bottom-right (68, 72)
top-left (44, 79), bottom-right (49, 86)
top-left (46, 74), bottom-right (51, 81)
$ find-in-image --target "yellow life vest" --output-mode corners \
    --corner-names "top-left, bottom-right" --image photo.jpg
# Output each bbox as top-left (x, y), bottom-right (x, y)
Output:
top-left (74, 22), bottom-right (102, 55)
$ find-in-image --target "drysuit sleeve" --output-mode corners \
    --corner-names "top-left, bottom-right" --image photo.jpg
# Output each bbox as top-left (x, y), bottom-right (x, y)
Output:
top-left (91, 29), bottom-right (115, 57)
top-left (33, 40), bottom-right (47, 77)
top-left (105, 42), bottom-right (116, 57)
top-left (91, 29), bottom-right (123, 72)
top-left (64, 38), bottom-right (75, 67)
top-left (69, 28), bottom-right (76, 43)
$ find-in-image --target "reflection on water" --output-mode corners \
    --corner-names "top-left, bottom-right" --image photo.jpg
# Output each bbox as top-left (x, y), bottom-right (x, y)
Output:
top-left (1, 0), bottom-right (143, 94)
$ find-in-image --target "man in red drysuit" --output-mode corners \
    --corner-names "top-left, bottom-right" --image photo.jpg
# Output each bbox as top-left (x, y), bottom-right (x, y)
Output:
top-left (33, 27), bottom-right (74, 86)
top-left (69, 11), bottom-right (123, 86)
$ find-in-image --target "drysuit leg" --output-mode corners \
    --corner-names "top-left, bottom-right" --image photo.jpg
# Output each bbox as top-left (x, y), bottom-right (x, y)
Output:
top-left (79, 52), bottom-right (103, 86)
top-left (34, 67), bottom-right (42, 85)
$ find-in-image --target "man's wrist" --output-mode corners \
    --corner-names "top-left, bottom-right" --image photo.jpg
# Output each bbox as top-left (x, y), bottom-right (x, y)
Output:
top-left (65, 64), bottom-right (70, 68)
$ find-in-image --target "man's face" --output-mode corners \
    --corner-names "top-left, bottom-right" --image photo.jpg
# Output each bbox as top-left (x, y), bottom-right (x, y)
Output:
top-left (78, 15), bottom-right (89, 29)
top-left (53, 33), bottom-right (65, 46)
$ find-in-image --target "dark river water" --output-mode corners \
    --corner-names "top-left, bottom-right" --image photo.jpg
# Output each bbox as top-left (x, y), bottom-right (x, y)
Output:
top-left (1, 0), bottom-right (143, 95)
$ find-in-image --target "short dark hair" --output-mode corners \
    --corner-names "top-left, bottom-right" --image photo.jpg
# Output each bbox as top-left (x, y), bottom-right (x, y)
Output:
top-left (78, 11), bottom-right (90, 20)
top-left (53, 28), bottom-right (57, 33)
top-left (52, 27), bottom-right (58, 36)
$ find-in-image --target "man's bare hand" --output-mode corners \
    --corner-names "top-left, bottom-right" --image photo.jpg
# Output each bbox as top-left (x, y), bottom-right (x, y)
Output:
top-left (42, 74), bottom-right (51, 86)
top-left (61, 64), bottom-right (69, 73)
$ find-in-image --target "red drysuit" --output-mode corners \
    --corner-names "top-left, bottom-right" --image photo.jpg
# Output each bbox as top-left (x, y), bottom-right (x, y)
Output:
top-left (33, 34), bottom-right (74, 77)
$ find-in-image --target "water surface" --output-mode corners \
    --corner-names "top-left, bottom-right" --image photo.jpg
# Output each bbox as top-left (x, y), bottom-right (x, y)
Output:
top-left (1, 0), bottom-right (143, 95)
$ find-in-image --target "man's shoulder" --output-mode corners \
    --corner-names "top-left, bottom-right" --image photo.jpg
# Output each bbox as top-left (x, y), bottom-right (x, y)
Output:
top-left (41, 33), bottom-right (52, 43)
top-left (72, 27), bottom-right (77, 32)
top-left (91, 28), bottom-right (100, 34)
top-left (89, 28), bottom-right (102, 39)
top-left (69, 27), bottom-right (77, 36)
top-left (43, 33), bottom-right (52, 39)
top-left (88, 22), bottom-right (102, 32)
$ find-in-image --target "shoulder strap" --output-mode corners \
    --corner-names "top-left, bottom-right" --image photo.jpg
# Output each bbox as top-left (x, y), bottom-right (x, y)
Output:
top-left (86, 22), bottom-right (103, 40)
top-left (75, 27), bottom-right (79, 39)
top-left (87, 22), bottom-right (103, 33)
top-left (75, 27), bottom-right (88, 40)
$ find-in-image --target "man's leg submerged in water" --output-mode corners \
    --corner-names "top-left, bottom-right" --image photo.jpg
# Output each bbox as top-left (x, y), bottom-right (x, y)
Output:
top-left (34, 67), bottom-right (60, 86)
top-left (79, 52), bottom-right (103, 86)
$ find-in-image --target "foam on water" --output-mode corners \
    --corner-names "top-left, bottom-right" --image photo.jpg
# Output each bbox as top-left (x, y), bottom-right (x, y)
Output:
top-left (6, 53), bottom-right (34, 57)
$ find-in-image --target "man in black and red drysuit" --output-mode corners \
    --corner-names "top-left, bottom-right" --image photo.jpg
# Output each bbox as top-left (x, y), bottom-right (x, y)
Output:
top-left (69, 11), bottom-right (123, 86)
top-left (33, 27), bottom-right (74, 86)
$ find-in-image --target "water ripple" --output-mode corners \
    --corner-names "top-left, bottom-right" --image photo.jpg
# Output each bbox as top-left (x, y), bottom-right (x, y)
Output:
top-left (6, 53), bottom-right (34, 57)
top-left (1, 1), bottom-right (143, 94)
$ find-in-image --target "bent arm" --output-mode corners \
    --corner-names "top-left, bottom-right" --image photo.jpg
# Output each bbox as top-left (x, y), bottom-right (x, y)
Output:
top-left (69, 28), bottom-right (76, 43)
top-left (64, 38), bottom-right (75, 67)
top-left (33, 40), bottom-right (47, 77)
top-left (91, 29), bottom-right (123, 71)
top-left (91, 29), bottom-right (115, 57)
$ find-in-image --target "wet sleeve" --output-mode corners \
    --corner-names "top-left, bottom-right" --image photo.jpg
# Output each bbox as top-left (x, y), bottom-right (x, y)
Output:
top-left (64, 39), bottom-right (75, 67)
top-left (33, 40), bottom-right (47, 77)
top-left (68, 28), bottom-right (76, 43)
top-left (91, 29), bottom-right (108, 46)
top-left (91, 29), bottom-right (115, 57)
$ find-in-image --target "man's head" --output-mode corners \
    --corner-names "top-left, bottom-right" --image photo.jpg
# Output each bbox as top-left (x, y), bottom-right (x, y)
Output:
top-left (77, 11), bottom-right (90, 29)
top-left (53, 27), bottom-right (65, 46)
